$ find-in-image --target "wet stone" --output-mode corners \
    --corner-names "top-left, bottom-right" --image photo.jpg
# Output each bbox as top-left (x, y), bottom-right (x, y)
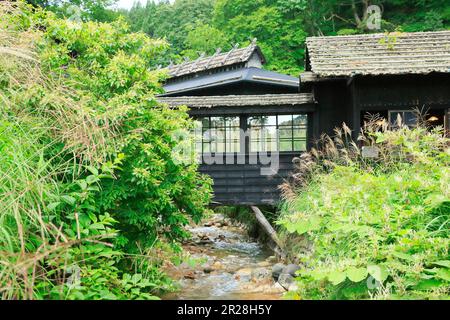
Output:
top-left (272, 263), bottom-right (286, 280)
top-left (282, 264), bottom-right (301, 277)
top-left (277, 273), bottom-right (295, 290)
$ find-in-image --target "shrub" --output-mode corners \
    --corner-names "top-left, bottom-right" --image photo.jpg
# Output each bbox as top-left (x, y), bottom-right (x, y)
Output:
top-left (278, 118), bottom-right (449, 300)
top-left (0, 1), bottom-right (211, 299)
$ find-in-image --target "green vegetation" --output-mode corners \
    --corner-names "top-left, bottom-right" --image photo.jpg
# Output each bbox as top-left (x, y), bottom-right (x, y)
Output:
top-left (277, 120), bottom-right (449, 299)
top-left (5, 1), bottom-right (450, 301)
top-left (128, 0), bottom-right (450, 75)
top-left (26, 1), bottom-right (450, 75)
top-left (0, 1), bottom-right (211, 299)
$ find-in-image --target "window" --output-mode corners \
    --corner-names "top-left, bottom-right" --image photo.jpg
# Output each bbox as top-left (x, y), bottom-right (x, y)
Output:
top-left (389, 111), bottom-right (417, 128)
top-left (248, 114), bottom-right (308, 152)
top-left (194, 116), bottom-right (240, 153)
top-left (194, 114), bottom-right (308, 154)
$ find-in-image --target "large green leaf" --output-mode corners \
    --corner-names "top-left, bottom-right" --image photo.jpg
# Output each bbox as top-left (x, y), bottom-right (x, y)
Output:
top-left (433, 260), bottom-right (450, 269)
top-left (328, 270), bottom-right (347, 285)
top-left (436, 268), bottom-right (450, 282)
top-left (367, 265), bottom-right (389, 283)
top-left (309, 269), bottom-right (328, 281)
top-left (414, 279), bottom-right (444, 291)
top-left (346, 267), bottom-right (368, 282)
top-left (392, 251), bottom-right (415, 262)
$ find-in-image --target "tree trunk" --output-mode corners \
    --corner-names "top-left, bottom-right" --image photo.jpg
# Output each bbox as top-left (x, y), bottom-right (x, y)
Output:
top-left (250, 206), bottom-right (284, 251)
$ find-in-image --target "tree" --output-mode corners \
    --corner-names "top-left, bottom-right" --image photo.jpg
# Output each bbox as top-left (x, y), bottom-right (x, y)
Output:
top-left (182, 23), bottom-right (230, 59)
top-left (27, 0), bottom-right (120, 22)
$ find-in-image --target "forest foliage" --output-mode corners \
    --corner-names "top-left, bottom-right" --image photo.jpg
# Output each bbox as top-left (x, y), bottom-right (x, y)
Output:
top-left (31, 0), bottom-right (450, 75)
top-left (0, 1), bottom-right (211, 299)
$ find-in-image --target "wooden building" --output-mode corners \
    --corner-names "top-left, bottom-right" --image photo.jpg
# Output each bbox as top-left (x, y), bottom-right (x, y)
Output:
top-left (301, 30), bottom-right (450, 140)
top-left (158, 42), bottom-right (316, 205)
top-left (159, 31), bottom-right (450, 206)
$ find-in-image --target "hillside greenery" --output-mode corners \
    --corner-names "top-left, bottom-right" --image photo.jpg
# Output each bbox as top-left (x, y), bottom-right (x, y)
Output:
top-left (28, 0), bottom-right (450, 75)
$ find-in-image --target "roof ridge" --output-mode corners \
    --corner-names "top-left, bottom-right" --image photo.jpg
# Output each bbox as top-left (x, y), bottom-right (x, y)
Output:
top-left (305, 30), bottom-right (450, 77)
top-left (167, 42), bottom-right (261, 78)
top-left (306, 30), bottom-right (450, 41)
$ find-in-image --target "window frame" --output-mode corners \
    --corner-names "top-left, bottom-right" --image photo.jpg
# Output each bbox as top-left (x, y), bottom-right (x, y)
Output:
top-left (247, 114), bottom-right (308, 153)
top-left (193, 113), bottom-right (309, 155)
top-left (388, 110), bottom-right (418, 129)
top-left (194, 116), bottom-right (241, 154)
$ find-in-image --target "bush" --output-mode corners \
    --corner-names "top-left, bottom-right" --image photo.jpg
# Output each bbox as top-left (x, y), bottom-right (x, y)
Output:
top-left (278, 118), bottom-right (449, 300)
top-left (0, 1), bottom-right (211, 299)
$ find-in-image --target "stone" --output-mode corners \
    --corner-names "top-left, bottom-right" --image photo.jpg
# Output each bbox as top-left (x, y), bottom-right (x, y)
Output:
top-left (266, 255), bottom-right (277, 263)
top-left (184, 271), bottom-right (196, 280)
top-left (203, 266), bottom-right (213, 273)
top-left (271, 263), bottom-right (286, 280)
top-left (277, 273), bottom-right (294, 290)
top-left (198, 239), bottom-right (213, 245)
top-left (214, 234), bottom-right (226, 241)
top-left (211, 261), bottom-right (223, 270)
top-left (257, 261), bottom-right (271, 268)
top-left (282, 264), bottom-right (301, 277)
top-left (273, 282), bottom-right (287, 293)
top-left (235, 268), bottom-right (253, 281)
top-left (251, 267), bottom-right (271, 280)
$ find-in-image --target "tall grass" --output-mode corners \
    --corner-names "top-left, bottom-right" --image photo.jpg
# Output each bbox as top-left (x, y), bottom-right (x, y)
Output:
top-left (0, 1), bottom-right (115, 299)
top-left (278, 115), bottom-right (449, 299)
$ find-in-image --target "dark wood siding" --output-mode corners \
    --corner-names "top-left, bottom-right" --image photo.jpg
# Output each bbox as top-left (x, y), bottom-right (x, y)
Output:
top-left (356, 73), bottom-right (450, 110)
top-left (312, 80), bottom-right (352, 138)
top-left (199, 153), bottom-right (297, 205)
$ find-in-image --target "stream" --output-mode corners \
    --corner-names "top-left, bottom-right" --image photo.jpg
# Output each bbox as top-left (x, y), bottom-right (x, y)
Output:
top-left (163, 214), bottom-right (285, 300)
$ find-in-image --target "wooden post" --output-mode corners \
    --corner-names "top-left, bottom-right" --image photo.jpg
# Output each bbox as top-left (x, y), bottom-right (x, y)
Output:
top-left (250, 206), bottom-right (284, 251)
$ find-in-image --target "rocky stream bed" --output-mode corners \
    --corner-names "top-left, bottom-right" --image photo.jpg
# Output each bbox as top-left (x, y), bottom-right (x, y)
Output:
top-left (163, 214), bottom-right (299, 300)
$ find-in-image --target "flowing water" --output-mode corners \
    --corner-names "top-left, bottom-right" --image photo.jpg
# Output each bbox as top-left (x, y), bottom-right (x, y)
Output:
top-left (163, 214), bottom-right (284, 300)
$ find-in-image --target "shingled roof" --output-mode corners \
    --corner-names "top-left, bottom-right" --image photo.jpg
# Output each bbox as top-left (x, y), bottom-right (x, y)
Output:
top-left (157, 93), bottom-right (314, 108)
top-left (305, 30), bottom-right (450, 77)
top-left (167, 42), bottom-right (265, 78)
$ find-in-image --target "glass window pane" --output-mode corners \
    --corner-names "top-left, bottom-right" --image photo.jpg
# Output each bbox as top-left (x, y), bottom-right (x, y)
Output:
top-left (227, 128), bottom-right (240, 140)
top-left (248, 116), bottom-right (276, 127)
top-left (202, 129), bottom-right (212, 142)
top-left (293, 127), bottom-right (307, 138)
top-left (279, 127), bottom-right (292, 140)
top-left (202, 143), bottom-right (210, 153)
top-left (404, 111), bottom-right (417, 126)
top-left (261, 126), bottom-right (277, 140)
top-left (200, 117), bottom-right (210, 128)
top-left (225, 116), bottom-right (240, 127)
top-left (294, 140), bottom-right (306, 151)
top-left (278, 115), bottom-right (292, 127)
top-left (264, 139), bottom-right (277, 152)
top-left (216, 141), bottom-right (225, 153)
top-left (227, 141), bottom-right (240, 152)
top-left (293, 115), bottom-right (307, 125)
top-left (250, 126), bottom-right (262, 141)
top-left (250, 140), bottom-right (259, 152)
top-left (246, 114), bottom-right (309, 152)
top-left (389, 112), bottom-right (402, 126)
top-left (211, 117), bottom-right (225, 127)
top-left (248, 116), bottom-right (261, 127)
top-left (280, 140), bottom-right (292, 152)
